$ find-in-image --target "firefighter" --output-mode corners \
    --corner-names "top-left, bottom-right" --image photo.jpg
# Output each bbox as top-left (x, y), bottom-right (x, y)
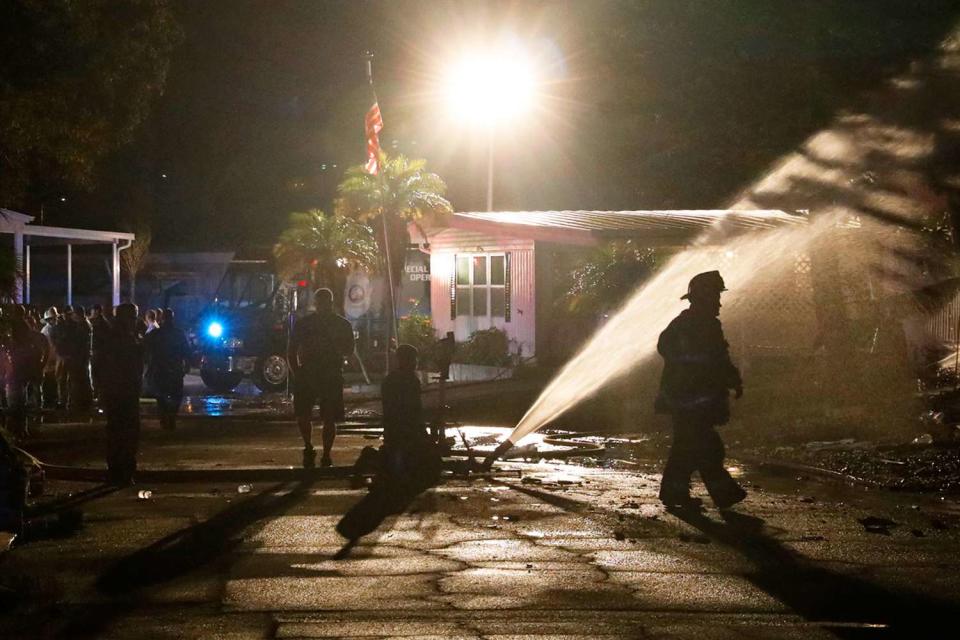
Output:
top-left (288, 288), bottom-right (354, 469)
top-left (143, 308), bottom-right (191, 430)
top-left (101, 303), bottom-right (144, 486)
top-left (655, 270), bottom-right (746, 510)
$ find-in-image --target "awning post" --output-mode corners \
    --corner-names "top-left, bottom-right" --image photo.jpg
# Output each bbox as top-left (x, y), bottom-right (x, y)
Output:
top-left (13, 231), bottom-right (24, 303)
top-left (112, 240), bottom-right (120, 306)
top-left (24, 244), bottom-right (30, 304)
top-left (67, 243), bottom-right (73, 305)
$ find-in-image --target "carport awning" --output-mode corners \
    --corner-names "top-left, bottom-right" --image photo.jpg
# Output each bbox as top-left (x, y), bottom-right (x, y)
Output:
top-left (22, 224), bottom-right (135, 245)
top-left (1, 208), bottom-right (134, 305)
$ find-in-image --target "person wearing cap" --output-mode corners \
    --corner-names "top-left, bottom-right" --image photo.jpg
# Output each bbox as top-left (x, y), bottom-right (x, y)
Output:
top-left (40, 308), bottom-right (60, 408)
top-left (655, 270), bottom-right (746, 510)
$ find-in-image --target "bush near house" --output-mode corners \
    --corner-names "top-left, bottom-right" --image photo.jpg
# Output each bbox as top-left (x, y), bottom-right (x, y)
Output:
top-left (398, 313), bottom-right (437, 368)
top-left (454, 328), bottom-right (513, 367)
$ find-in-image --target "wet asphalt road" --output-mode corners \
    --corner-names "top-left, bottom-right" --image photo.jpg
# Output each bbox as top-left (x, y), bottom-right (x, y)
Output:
top-left (3, 413), bottom-right (960, 639)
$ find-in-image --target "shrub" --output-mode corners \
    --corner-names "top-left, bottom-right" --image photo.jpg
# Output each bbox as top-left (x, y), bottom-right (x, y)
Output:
top-left (398, 313), bottom-right (437, 367)
top-left (455, 328), bottom-right (512, 367)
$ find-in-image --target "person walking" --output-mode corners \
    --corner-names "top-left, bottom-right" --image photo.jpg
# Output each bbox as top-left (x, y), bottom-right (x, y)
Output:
top-left (287, 288), bottom-right (354, 468)
top-left (143, 308), bottom-right (191, 430)
top-left (655, 270), bottom-right (746, 510)
top-left (101, 303), bottom-right (144, 486)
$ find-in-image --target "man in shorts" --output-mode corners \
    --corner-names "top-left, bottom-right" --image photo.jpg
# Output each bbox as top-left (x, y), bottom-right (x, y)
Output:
top-left (288, 288), bottom-right (354, 468)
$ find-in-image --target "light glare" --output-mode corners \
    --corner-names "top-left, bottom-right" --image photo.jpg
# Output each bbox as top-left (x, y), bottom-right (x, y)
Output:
top-left (445, 47), bottom-right (537, 125)
top-left (207, 322), bottom-right (223, 338)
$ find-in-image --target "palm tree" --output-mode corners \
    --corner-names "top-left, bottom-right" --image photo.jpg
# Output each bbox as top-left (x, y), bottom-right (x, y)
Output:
top-left (273, 210), bottom-right (380, 304)
top-left (335, 153), bottom-right (453, 321)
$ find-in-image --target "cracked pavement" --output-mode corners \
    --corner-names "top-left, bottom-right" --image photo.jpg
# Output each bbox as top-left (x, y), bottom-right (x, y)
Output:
top-left (3, 418), bottom-right (960, 639)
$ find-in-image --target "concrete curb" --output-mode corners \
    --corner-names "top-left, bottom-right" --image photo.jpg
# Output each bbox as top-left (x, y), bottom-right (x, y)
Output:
top-left (40, 461), bottom-right (521, 484)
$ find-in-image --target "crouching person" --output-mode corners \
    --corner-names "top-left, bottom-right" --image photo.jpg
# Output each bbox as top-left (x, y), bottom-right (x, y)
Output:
top-left (353, 345), bottom-right (441, 492)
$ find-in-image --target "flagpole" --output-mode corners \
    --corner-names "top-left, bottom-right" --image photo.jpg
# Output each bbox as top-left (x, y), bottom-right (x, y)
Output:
top-left (364, 52), bottom-right (399, 372)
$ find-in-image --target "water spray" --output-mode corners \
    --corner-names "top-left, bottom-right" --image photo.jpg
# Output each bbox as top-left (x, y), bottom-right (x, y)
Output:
top-left (484, 215), bottom-right (839, 467)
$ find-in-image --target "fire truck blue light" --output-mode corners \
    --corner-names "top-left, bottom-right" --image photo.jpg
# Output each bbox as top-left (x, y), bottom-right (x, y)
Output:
top-left (207, 321), bottom-right (224, 338)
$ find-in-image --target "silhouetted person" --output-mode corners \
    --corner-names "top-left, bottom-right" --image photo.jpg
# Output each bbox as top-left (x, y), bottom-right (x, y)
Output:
top-left (655, 270), bottom-right (746, 510)
top-left (381, 344), bottom-right (441, 486)
top-left (102, 303), bottom-right (144, 486)
top-left (3, 307), bottom-right (42, 439)
top-left (40, 307), bottom-right (60, 408)
top-left (338, 344), bottom-right (439, 544)
top-left (288, 288), bottom-right (354, 468)
top-left (64, 305), bottom-right (93, 414)
top-left (50, 304), bottom-right (73, 409)
top-left (144, 308), bottom-right (191, 430)
top-left (144, 309), bottom-right (159, 335)
top-left (89, 304), bottom-right (111, 402)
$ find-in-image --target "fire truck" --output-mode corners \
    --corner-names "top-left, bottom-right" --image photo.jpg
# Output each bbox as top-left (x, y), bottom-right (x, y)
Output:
top-left (196, 257), bottom-right (300, 393)
top-left (195, 254), bottom-right (380, 393)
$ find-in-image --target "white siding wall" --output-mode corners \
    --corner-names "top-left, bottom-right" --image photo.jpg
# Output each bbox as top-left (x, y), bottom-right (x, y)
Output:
top-left (429, 229), bottom-right (536, 358)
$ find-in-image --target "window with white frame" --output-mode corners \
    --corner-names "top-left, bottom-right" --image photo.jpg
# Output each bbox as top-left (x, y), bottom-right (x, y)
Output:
top-left (455, 253), bottom-right (506, 319)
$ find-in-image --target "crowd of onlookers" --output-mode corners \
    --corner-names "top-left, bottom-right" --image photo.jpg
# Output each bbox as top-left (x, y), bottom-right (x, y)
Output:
top-left (0, 303), bottom-right (191, 440)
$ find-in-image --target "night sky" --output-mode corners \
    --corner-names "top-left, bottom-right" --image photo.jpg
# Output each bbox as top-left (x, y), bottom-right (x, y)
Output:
top-left (49, 0), bottom-right (960, 250)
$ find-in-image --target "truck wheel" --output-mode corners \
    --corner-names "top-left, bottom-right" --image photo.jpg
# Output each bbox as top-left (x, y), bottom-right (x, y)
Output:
top-left (200, 369), bottom-right (243, 394)
top-left (254, 354), bottom-right (289, 393)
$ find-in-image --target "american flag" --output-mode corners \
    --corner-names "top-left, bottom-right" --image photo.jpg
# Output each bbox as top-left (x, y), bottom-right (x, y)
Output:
top-left (364, 101), bottom-right (383, 175)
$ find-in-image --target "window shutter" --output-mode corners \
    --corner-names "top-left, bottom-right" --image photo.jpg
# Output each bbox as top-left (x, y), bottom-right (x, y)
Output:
top-left (504, 252), bottom-right (512, 322)
top-left (450, 254), bottom-right (457, 320)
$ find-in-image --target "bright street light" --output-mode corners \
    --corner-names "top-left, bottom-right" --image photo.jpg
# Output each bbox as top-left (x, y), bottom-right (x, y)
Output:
top-left (444, 47), bottom-right (537, 125)
top-left (443, 43), bottom-right (539, 210)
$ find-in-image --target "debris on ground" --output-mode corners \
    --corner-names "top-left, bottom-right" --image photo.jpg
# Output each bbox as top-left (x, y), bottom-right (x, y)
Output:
top-left (678, 533), bottom-right (711, 544)
top-left (858, 516), bottom-right (898, 535)
top-left (743, 441), bottom-right (960, 494)
top-left (805, 439), bottom-right (873, 452)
